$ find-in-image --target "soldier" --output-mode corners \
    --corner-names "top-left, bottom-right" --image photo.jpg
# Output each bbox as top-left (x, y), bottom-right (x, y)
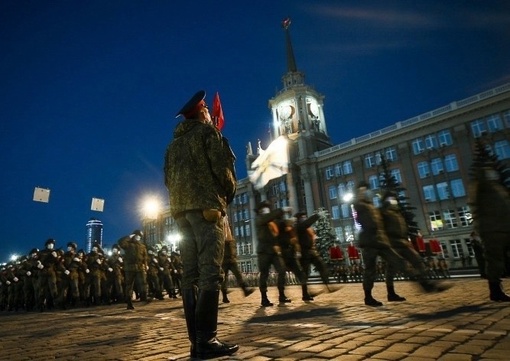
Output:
top-left (164, 90), bottom-right (239, 359)
top-left (255, 201), bottom-right (290, 306)
top-left (274, 210), bottom-right (307, 303)
top-left (106, 244), bottom-right (124, 304)
top-left (157, 246), bottom-right (177, 299)
top-left (295, 211), bottom-right (332, 301)
top-left (86, 242), bottom-right (106, 306)
top-left (220, 215), bottom-right (254, 303)
top-left (118, 230), bottom-right (149, 310)
top-left (380, 191), bottom-right (442, 302)
top-left (470, 164), bottom-right (510, 301)
top-left (62, 242), bottom-right (81, 307)
top-left (354, 182), bottom-right (450, 307)
top-left (147, 247), bottom-right (165, 300)
top-left (170, 250), bottom-right (183, 296)
top-left (36, 238), bottom-right (60, 311)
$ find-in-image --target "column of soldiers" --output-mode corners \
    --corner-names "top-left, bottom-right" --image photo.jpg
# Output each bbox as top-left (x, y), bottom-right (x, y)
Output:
top-left (0, 231), bottom-right (183, 312)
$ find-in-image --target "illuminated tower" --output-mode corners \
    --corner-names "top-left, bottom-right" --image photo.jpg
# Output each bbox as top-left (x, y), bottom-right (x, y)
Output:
top-left (266, 18), bottom-right (333, 214)
top-left (86, 218), bottom-right (103, 252)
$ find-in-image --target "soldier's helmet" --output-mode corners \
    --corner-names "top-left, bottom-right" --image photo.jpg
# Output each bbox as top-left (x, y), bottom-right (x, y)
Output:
top-left (111, 244), bottom-right (120, 251)
top-left (67, 242), bottom-right (78, 250)
top-left (29, 248), bottom-right (39, 255)
top-left (45, 238), bottom-right (56, 246)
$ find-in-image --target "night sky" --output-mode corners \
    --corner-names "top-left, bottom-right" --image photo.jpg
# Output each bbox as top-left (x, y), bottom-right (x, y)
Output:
top-left (1, 1), bottom-right (509, 262)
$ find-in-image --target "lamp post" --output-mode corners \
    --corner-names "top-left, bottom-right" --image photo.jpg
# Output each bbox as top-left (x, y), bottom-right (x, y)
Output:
top-left (141, 195), bottom-right (162, 248)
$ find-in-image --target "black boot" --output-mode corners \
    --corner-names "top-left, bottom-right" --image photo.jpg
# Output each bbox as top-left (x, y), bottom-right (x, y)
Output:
top-left (260, 291), bottom-right (273, 307)
top-left (386, 285), bottom-right (406, 302)
top-left (181, 288), bottom-right (197, 358)
top-left (489, 281), bottom-right (510, 302)
top-left (221, 289), bottom-right (230, 303)
top-left (419, 280), bottom-right (452, 293)
top-left (241, 283), bottom-right (255, 297)
top-left (278, 288), bottom-right (291, 303)
top-left (302, 284), bottom-right (313, 301)
top-left (364, 288), bottom-right (383, 307)
top-left (196, 290), bottom-right (239, 359)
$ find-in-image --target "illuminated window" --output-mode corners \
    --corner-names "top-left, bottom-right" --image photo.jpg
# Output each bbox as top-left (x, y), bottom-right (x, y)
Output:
top-left (487, 114), bottom-right (503, 132)
top-left (329, 185), bottom-right (338, 199)
top-left (443, 209), bottom-right (457, 228)
top-left (331, 205), bottom-right (340, 219)
top-left (391, 169), bottom-right (402, 184)
top-left (425, 134), bottom-right (438, 149)
top-left (365, 154), bottom-right (375, 168)
top-left (386, 147), bottom-right (397, 162)
top-left (429, 211), bottom-right (443, 231)
top-left (325, 166), bottom-right (334, 180)
top-left (458, 206), bottom-right (471, 227)
top-left (423, 185), bottom-right (436, 202)
top-left (436, 182), bottom-right (450, 200)
top-left (431, 158), bottom-right (444, 175)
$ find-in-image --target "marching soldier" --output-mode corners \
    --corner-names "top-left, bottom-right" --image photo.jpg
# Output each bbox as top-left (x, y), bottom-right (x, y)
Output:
top-left (106, 244), bottom-right (125, 304)
top-left (118, 230), bottom-right (149, 310)
top-left (220, 216), bottom-right (254, 303)
top-left (157, 246), bottom-right (177, 299)
top-left (255, 201), bottom-right (290, 306)
top-left (62, 242), bottom-right (81, 307)
top-left (147, 247), bottom-right (165, 300)
top-left (36, 239), bottom-right (60, 311)
top-left (295, 211), bottom-right (332, 301)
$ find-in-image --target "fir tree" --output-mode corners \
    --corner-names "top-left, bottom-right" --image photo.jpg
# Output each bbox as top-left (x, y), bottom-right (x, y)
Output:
top-left (378, 155), bottom-right (420, 240)
top-left (469, 136), bottom-right (510, 188)
top-left (312, 207), bottom-right (336, 264)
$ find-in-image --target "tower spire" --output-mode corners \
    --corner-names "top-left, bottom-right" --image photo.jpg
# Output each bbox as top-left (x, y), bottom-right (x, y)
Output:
top-left (282, 17), bottom-right (297, 73)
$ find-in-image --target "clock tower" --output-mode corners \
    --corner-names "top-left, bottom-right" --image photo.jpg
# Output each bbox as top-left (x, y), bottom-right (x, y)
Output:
top-left (265, 18), bottom-right (333, 214)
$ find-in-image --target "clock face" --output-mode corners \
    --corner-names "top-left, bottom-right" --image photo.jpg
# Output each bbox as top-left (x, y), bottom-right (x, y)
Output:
top-left (308, 100), bottom-right (319, 117)
top-left (279, 104), bottom-right (294, 120)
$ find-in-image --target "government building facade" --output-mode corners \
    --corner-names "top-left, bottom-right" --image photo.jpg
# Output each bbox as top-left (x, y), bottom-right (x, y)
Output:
top-left (145, 25), bottom-right (510, 275)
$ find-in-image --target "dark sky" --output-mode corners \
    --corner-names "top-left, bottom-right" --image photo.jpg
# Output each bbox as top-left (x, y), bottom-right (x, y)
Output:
top-left (1, 1), bottom-right (509, 261)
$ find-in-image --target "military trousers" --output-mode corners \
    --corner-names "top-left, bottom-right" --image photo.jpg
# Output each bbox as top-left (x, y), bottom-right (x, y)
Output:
top-left (175, 210), bottom-right (225, 291)
top-left (257, 252), bottom-right (286, 293)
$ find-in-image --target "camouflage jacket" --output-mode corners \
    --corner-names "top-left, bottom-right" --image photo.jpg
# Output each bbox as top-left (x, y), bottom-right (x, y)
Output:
top-left (164, 118), bottom-right (237, 217)
top-left (353, 200), bottom-right (390, 249)
top-left (380, 206), bottom-right (410, 248)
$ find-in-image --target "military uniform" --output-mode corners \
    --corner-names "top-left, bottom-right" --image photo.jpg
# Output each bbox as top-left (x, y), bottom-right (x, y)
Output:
top-left (106, 245), bottom-right (124, 304)
top-left (470, 166), bottom-right (510, 301)
top-left (157, 247), bottom-right (177, 299)
top-left (255, 202), bottom-right (288, 306)
top-left (380, 193), bottom-right (433, 302)
top-left (118, 230), bottom-right (149, 309)
top-left (164, 90), bottom-right (238, 359)
top-left (220, 216), bottom-right (253, 303)
top-left (295, 212), bottom-right (330, 300)
top-left (36, 239), bottom-right (59, 311)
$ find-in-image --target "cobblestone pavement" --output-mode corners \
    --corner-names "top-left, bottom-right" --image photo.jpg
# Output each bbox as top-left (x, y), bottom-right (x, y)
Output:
top-left (1, 278), bottom-right (509, 361)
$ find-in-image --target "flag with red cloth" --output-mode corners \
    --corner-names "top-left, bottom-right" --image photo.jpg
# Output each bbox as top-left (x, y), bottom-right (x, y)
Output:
top-left (347, 244), bottom-right (360, 259)
top-left (329, 245), bottom-right (344, 260)
top-left (429, 239), bottom-right (442, 254)
top-left (212, 92), bottom-right (225, 131)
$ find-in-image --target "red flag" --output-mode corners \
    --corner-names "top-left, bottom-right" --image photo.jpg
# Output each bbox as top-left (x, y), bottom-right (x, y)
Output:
top-left (212, 92), bottom-right (224, 131)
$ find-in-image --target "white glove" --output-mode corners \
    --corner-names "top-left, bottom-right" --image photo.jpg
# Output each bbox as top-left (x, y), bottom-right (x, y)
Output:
top-left (13, 277), bottom-right (19, 282)
top-left (51, 251), bottom-right (58, 258)
top-left (108, 268), bottom-right (113, 272)
top-left (118, 257), bottom-right (123, 263)
top-left (96, 259), bottom-right (102, 265)
top-left (37, 263), bottom-right (44, 269)
top-left (6, 281), bottom-right (10, 285)
top-left (85, 269), bottom-right (90, 274)
top-left (73, 257), bottom-right (80, 262)
top-left (26, 271), bottom-right (32, 276)
top-left (159, 267), bottom-right (164, 271)
top-left (64, 270), bottom-right (70, 275)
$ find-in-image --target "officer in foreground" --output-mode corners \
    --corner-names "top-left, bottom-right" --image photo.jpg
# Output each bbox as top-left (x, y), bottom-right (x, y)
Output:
top-left (164, 90), bottom-right (239, 359)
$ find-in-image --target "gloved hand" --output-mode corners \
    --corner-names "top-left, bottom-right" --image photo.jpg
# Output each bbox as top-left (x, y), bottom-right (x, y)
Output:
top-left (26, 271), bottom-right (32, 276)
top-left (108, 268), bottom-right (113, 272)
top-left (85, 269), bottom-right (90, 274)
top-left (51, 251), bottom-right (58, 258)
top-left (64, 270), bottom-right (70, 275)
